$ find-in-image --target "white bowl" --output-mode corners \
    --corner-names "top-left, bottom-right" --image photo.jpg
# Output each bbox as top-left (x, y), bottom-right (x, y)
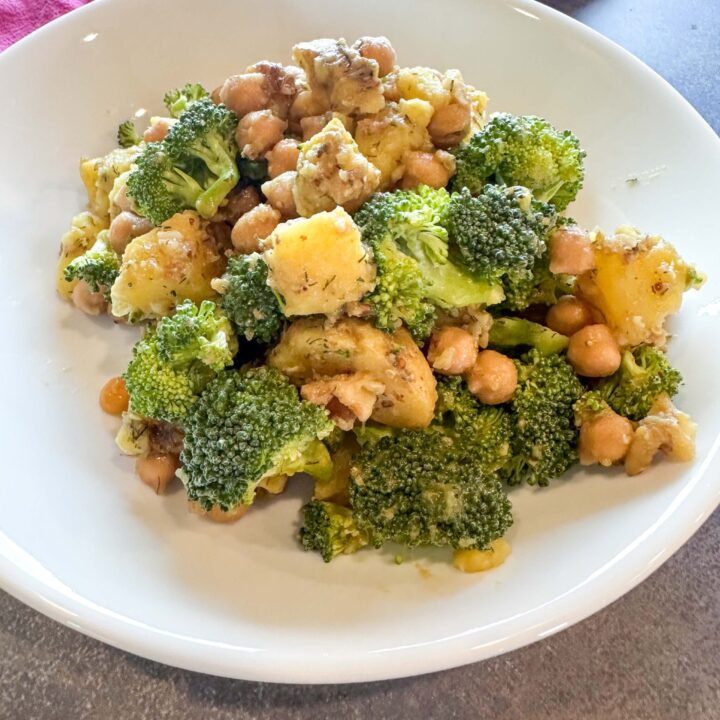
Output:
top-left (1, 0), bottom-right (718, 684)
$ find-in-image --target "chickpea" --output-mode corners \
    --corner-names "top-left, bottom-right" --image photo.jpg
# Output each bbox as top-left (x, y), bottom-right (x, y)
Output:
top-left (428, 103), bottom-right (472, 148)
top-left (236, 110), bottom-right (287, 160)
top-left (219, 73), bottom-right (269, 117)
top-left (231, 203), bottom-right (281, 253)
top-left (453, 539), bottom-right (511, 573)
top-left (266, 138), bottom-right (300, 178)
top-left (567, 324), bottom-right (621, 377)
top-left (579, 411), bottom-right (634, 466)
top-left (210, 85), bottom-right (222, 104)
top-left (136, 453), bottom-right (179, 494)
top-left (112, 182), bottom-right (133, 214)
top-left (300, 115), bottom-right (328, 141)
top-left (71, 279), bottom-right (107, 315)
top-left (108, 211), bottom-right (154, 255)
top-left (353, 36), bottom-right (397, 76)
top-left (549, 226), bottom-right (595, 275)
top-left (427, 327), bottom-right (478, 375)
top-left (99, 376), bottom-right (129, 415)
top-left (261, 171), bottom-right (298, 218)
top-left (142, 117), bottom-right (174, 143)
top-left (546, 295), bottom-right (594, 337)
top-left (466, 350), bottom-right (518, 405)
top-left (400, 150), bottom-right (455, 190)
top-left (289, 89), bottom-right (327, 124)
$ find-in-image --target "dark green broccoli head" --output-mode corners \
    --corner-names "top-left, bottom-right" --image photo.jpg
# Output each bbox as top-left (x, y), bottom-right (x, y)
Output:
top-left (502, 350), bottom-right (584, 486)
top-left (300, 500), bottom-right (370, 562)
top-left (124, 300), bottom-right (237, 424)
top-left (164, 83), bottom-right (209, 118)
top-left (598, 346), bottom-right (682, 421)
top-left (354, 185), bottom-right (503, 339)
top-left (127, 98), bottom-right (239, 224)
top-left (350, 428), bottom-right (513, 550)
top-left (180, 367), bottom-right (335, 512)
top-left (63, 231), bottom-right (120, 298)
top-left (452, 113), bottom-right (585, 210)
top-left (434, 376), bottom-right (513, 474)
top-left (117, 120), bottom-right (142, 149)
top-left (215, 253), bottom-right (284, 343)
top-left (443, 186), bottom-right (557, 310)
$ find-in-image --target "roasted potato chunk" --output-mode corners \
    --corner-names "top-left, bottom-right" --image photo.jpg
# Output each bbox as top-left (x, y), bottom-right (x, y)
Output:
top-left (263, 207), bottom-right (376, 316)
top-left (576, 226), bottom-right (703, 348)
top-left (269, 317), bottom-right (437, 428)
top-left (56, 211), bottom-right (109, 299)
top-left (110, 211), bottom-right (225, 320)
top-left (79, 146), bottom-right (140, 220)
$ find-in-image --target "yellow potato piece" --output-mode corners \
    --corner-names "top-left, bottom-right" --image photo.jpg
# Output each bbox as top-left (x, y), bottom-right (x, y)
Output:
top-left (453, 539), bottom-right (511, 573)
top-left (79, 146), bottom-right (139, 220)
top-left (263, 207), bottom-right (376, 316)
top-left (56, 211), bottom-right (109, 299)
top-left (355, 99), bottom-right (434, 189)
top-left (269, 317), bottom-right (437, 428)
top-left (110, 211), bottom-right (225, 320)
top-left (576, 226), bottom-right (701, 348)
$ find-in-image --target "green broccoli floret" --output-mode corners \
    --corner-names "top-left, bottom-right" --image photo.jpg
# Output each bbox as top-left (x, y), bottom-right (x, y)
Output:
top-left (179, 366), bottom-right (335, 512)
top-left (124, 300), bottom-right (237, 424)
top-left (452, 113), bottom-right (586, 210)
top-left (597, 346), bottom-right (682, 421)
top-left (213, 253), bottom-right (284, 343)
top-left (502, 350), bottom-right (584, 486)
top-left (300, 500), bottom-right (370, 562)
top-left (443, 186), bottom-right (557, 310)
top-left (350, 429), bottom-right (513, 550)
top-left (127, 98), bottom-right (239, 224)
top-left (63, 230), bottom-right (120, 298)
top-left (117, 120), bottom-right (142, 148)
top-left (488, 317), bottom-right (569, 356)
top-left (355, 185), bottom-right (504, 339)
top-left (434, 376), bottom-right (513, 474)
top-left (163, 82), bottom-right (209, 118)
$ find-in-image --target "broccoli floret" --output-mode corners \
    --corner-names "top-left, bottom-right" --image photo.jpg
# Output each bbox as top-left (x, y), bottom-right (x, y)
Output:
top-left (502, 350), bottom-right (584, 486)
top-left (117, 120), bottom-right (142, 148)
top-left (213, 253), bottom-right (284, 343)
top-left (163, 83), bottom-right (209, 118)
top-left (179, 367), bottom-right (335, 512)
top-left (434, 376), bottom-right (513, 473)
top-left (597, 346), bottom-right (682, 421)
top-left (124, 300), bottom-right (237, 424)
top-left (300, 500), bottom-right (370, 562)
top-left (63, 230), bottom-right (120, 298)
top-left (127, 98), bottom-right (239, 224)
top-left (452, 113), bottom-right (585, 210)
top-left (488, 317), bottom-right (569, 356)
top-left (443, 186), bottom-right (557, 310)
top-left (355, 185), bottom-right (503, 339)
top-left (350, 428), bottom-right (513, 550)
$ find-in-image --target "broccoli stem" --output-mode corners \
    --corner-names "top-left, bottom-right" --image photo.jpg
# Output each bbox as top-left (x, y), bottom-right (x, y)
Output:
top-left (489, 317), bottom-right (569, 355)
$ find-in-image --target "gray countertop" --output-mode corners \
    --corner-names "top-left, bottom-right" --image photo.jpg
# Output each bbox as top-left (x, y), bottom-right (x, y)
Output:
top-left (2, 1), bottom-right (719, 718)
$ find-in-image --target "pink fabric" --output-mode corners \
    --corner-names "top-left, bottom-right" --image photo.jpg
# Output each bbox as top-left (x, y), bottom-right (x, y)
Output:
top-left (0, 0), bottom-right (90, 52)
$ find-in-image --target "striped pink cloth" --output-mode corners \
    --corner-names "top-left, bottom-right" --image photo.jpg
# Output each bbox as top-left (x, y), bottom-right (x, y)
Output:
top-left (0, 0), bottom-right (90, 52)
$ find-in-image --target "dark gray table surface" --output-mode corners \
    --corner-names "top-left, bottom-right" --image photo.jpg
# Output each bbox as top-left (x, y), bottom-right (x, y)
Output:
top-left (2, 1), bottom-right (719, 718)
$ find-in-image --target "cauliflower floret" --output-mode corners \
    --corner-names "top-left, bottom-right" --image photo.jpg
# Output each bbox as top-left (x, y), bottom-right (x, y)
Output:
top-left (263, 206), bottom-right (376, 316)
top-left (576, 226), bottom-right (704, 348)
top-left (293, 118), bottom-right (381, 216)
top-left (110, 210), bottom-right (225, 320)
top-left (355, 99), bottom-right (434, 189)
top-left (269, 317), bottom-right (438, 428)
top-left (56, 211), bottom-right (109, 299)
top-left (292, 38), bottom-right (385, 115)
top-left (79, 146), bottom-right (140, 220)
top-left (625, 394), bottom-right (697, 476)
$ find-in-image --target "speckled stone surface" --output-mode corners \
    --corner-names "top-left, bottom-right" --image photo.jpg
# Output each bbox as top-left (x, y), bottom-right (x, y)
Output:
top-left (2, 2), bottom-right (719, 718)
